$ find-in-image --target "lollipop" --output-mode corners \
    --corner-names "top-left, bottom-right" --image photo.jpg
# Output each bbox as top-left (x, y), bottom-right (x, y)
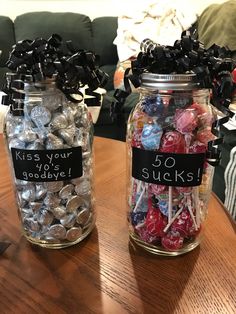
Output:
top-left (143, 95), bottom-right (164, 117)
top-left (174, 108), bottom-right (198, 134)
top-left (189, 140), bottom-right (208, 170)
top-left (171, 208), bottom-right (196, 237)
top-left (141, 123), bottom-right (163, 150)
top-left (189, 140), bottom-right (207, 153)
top-left (130, 211), bottom-right (147, 226)
top-left (196, 126), bottom-right (215, 145)
top-left (135, 223), bottom-right (159, 244)
top-left (149, 183), bottom-right (167, 196)
top-left (161, 231), bottom-right (184, 251)
top-left (190, 101), bottom-right (209, 115)
top-left (130, 181), bottom-right (148, 226)
top-left (159, 130), bottom-right (186, 153)
top-left (131, 127), bottom-right (143, 148)
top-left (145, 197), bottom-right (167, 237)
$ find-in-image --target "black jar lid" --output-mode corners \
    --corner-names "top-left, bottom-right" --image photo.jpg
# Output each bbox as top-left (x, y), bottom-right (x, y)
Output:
top-left (140, 73), bottom-right (199, 90)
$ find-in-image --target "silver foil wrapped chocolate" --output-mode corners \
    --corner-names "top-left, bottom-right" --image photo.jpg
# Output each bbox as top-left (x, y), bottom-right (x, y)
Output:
top-left (4, 79), bottom-right (95, 249)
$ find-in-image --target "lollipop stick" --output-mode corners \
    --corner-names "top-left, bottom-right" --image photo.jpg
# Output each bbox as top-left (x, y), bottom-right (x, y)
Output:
top-left (194, 187), bottom-right (200, 228)
top-left (164, 207), bottom-right (183, 233)
top-left (137, 179), bottom-right (142, 193)
top-left (129, 177), bottom-right (135, 207)
top-left (133, 183), bottom-right (146, 213)
top-left (187, 194), bottom-right (198, 230)
top-left (168, 186), bottom-right (173, 223)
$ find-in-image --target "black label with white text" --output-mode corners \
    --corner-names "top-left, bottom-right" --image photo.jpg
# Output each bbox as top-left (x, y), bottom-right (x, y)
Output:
top-left (132, 147), bottom-right (205, 186)
top-left (11, 147), bottom-right (83, 182)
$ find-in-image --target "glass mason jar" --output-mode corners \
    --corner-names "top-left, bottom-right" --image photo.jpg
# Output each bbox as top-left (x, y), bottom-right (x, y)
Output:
top-left (127, 73), bottom-right (216, 256)
top-left (3, 76), bottom-right (95, 249)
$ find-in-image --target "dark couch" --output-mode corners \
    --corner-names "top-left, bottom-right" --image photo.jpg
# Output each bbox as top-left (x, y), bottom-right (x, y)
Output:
top-left (0, 11), bottom-right (234, 203)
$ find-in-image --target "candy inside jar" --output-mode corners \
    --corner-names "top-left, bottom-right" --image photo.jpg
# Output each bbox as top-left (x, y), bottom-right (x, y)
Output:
top-left (4, 79), bottom-right (95, 248)
top-left (127, 74), bottom-right (216, 255)
top-left (2, 34), bottom-right (108, 249)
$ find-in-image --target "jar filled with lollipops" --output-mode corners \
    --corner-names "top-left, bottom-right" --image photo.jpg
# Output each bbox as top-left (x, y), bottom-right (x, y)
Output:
top-left (118, 36), bottom-right (236, 255)
top-left (127, 73), bottom-right (214, 255)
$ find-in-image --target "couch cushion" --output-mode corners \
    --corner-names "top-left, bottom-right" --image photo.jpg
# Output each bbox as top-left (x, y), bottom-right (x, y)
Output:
top-left (0, 67), bottom-right (9, 87)
top-left (92, 17), bottom-right (118, 66)
top-left (0, 16), bottom-right (15, 67)
top-left (14, 12), bottom-right (94, 51)
top-left (198, 1), bottom-right (236, 51)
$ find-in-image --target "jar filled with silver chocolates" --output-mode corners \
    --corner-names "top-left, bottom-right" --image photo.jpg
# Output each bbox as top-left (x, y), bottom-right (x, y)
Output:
top-left (1, 34), bottom-right (108, 249)
top-left (4, 77), bottom-right (95, 248)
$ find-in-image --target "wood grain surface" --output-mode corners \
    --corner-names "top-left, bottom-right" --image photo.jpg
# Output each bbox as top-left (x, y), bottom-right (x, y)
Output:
top-left (0, 135), bottom-right (235, 314)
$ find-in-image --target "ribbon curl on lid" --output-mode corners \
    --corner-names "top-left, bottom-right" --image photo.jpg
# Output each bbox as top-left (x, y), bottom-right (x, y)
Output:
top-left (111, 33), bottom-right (236, 166)
top-left (2, 33), bottom-right (109, 110)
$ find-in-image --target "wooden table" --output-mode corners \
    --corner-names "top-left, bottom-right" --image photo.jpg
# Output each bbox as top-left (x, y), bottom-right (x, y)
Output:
top-left (0, 135), bottom-right (235, 314)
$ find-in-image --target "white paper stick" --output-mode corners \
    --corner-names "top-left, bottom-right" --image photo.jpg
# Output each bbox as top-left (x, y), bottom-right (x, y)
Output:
top-left (129, 177), bottom-right (135, 207)
top-left (164, 207), bottom-right (183, 233)
top-left (168, 186), bottom-right (173, 223)
top-left (133, 184), bottom-right (146, 213)
top-left (137, 180), bottom-right (142, 193)
top-left (186, 194), bottom-right (198, 230)
top-left (194, 187), bottom-right (200, 228)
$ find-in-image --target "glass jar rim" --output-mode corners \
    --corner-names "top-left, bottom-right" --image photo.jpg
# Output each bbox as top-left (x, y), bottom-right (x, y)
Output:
top-left (140, 73), bottom-right (200, 90)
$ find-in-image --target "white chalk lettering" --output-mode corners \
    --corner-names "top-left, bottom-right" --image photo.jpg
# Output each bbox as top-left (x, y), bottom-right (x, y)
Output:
top-left (21, 170), bottom-right (67, 181)
top-left (46, 151), bottom-right (73, 164)
top-left (163, 173), bottom-right (172, 181)
top-left (175, 170), bottom-right (185, 182)
top-left (15, 151), bottom-right (40, 161)
top-left (164, 157), bottom-right (175, 168)
top-left (22, 171), bottom-right (28, 180)
top-left (46, 154), bottom-right (53, 164)
top-left (186, 172), bottom-right (194, 182)
top-left (153, 170), bottom-right (161, 181)
top-left (152, 155), bottom-right (162, 168)
top-left (142, 168), bottom-right (149, 179)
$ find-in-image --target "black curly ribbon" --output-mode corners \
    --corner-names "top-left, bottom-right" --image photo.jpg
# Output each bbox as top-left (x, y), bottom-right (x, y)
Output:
top-left (111, 34), bottom-right (236, 166)
top-left (2, 33), bottom-right (109, 110)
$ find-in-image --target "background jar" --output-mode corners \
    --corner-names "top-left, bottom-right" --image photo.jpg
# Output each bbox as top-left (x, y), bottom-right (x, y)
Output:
top-left (4, 77), bottom-right (95, 249)
top-left (126, 73), bottom-right (216, 256)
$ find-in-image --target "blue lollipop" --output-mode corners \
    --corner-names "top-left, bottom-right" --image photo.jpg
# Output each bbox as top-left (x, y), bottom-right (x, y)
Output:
top-left (143, 95), bottom-right (164, 117)
top-left (141, 123), bottom-right (163, 150)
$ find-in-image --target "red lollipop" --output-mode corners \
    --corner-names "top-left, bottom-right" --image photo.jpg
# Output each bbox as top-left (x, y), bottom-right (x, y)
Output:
top-left (196, 127), bottom-right (215, 145)
top-left (176, 186), bottom-right (192, 194)
top-left (149, 183), bottom-right (167, 195)
top-left (131, 128), bottom-right (143, 148)
top-left (145, 199), bottom-right (167, 237)
top-left (161, 231), bottom-right (184, 251)
top-left (171, 208), bottom-right (195, 237)
top-left (189, 140), bottom-right (207, 153)
top-left (189, 140), bottom-right (208, 169)
top-left (135, 224), bottom-right (160, 244)
top-left (174, 108), bottom-right (198, 134)
top-left (190, 102), bottom-right (208, 116)
top-left (159, 130), bottom-right (186, 153)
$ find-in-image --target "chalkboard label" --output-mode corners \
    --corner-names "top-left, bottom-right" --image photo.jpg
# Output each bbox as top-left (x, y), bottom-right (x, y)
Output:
top-left (11, 147), bottom-right (83, 182)
top-left (132, 147), bottom-right (205, 186)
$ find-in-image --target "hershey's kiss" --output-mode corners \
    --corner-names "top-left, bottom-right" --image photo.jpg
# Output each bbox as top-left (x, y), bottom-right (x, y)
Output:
top-left (31, 105), bottom-right (51, 126)
top-left (48, 224), bottom-right (66, 239)
top-left (49, 113), bottom-right (68, 131)
top-left (57, 126), bottom-right (76, 146)
top-left (66, 227), bottom-right (82, 241)
top-left (45, 133), bottom-right (64, 149)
